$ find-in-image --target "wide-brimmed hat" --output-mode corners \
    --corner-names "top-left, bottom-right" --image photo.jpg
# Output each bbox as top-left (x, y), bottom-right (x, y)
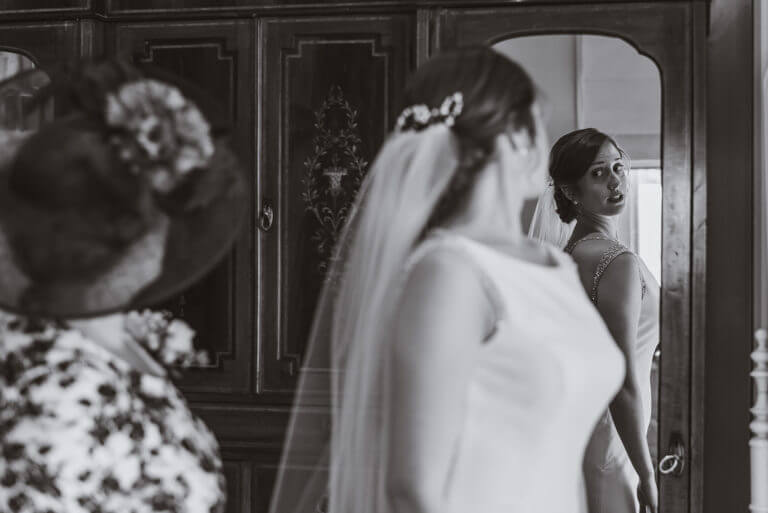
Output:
top-left (0, 58), bottom-right (247, 319)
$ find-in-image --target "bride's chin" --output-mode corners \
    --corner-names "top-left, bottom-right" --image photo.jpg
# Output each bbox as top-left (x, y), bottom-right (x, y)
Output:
top-left (601, 199), bottom-right (626, 215)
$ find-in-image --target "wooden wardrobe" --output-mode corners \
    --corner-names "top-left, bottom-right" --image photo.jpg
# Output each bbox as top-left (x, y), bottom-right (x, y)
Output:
top-left (0, 1), bottom-right (752, 511)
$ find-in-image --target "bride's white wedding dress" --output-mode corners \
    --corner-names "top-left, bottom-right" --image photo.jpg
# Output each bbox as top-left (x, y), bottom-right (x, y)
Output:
top-left (566, 235), bottom-right (659, 513)
top-left (406, 231), bottom-right (625, 513)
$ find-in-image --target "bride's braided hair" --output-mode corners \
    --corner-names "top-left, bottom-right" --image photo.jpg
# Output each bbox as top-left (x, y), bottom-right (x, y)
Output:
top-left (397, 46), bottom-right (537, 236)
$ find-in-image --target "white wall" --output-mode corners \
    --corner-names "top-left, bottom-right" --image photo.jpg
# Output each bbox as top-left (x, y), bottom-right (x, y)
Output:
top-left (494, 35), bottom-right (579, 142)
top-left (494, 34), bottom-right (661, 162)
top-left (577, 36), bottom-right (661, 162)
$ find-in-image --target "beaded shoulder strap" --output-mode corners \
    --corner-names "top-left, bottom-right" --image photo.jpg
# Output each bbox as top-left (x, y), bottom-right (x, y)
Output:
top-left (564, 233), bottom-right (647, 304)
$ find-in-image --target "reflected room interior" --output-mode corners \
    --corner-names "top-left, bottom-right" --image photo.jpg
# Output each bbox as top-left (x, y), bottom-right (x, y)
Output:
top-left (0, 52), bottom-right (46, 131)
top-left (493, 34), bottom-right (662, 465)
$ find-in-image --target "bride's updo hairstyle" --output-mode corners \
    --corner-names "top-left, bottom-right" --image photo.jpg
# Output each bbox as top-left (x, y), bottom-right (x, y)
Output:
top-left (401, 46), bottom-right (537, 235)
top-left (549, 128), bottom-right (624, 223)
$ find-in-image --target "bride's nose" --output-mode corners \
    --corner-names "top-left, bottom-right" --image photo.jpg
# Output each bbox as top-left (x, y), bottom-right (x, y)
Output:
top-left (607, 174), bottom-right (620, 191)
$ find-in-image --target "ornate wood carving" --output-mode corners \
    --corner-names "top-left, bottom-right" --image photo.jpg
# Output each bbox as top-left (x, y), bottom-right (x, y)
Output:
top-left (301, 85), bottom-right (368, 275)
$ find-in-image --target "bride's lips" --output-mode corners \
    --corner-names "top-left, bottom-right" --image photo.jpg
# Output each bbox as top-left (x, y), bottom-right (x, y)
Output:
top-left (607, 192), bottom-right (625, 204)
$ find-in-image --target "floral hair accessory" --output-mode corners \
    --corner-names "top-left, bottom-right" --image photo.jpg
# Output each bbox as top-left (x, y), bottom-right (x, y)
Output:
top-left (395, 92), bottom-right (463, 132)
top-left (105, 79), bottom-right (215, 193)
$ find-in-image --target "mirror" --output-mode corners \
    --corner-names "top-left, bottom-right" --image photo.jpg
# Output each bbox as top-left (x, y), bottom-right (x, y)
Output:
top-left (0, 51), bottom-right (50, 130)
top-left (494, 34), bottom-right (662, 507)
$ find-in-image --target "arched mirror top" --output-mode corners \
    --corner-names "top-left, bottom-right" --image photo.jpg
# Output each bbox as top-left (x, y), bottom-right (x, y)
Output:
top-left (485, 29), bottom-right (664, 73)
top-left (493, 35), bottom-right (661, 164)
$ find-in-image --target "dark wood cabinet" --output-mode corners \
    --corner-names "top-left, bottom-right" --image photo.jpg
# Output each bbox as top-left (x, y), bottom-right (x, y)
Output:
top-left (112, 20), bottom-right (257, 399)
top-left (106, 13), bottom-right (414, 513)
top-left (259, 15), bottom-right (413, 398)
top-left (0, 2), bottom-right (753, 512)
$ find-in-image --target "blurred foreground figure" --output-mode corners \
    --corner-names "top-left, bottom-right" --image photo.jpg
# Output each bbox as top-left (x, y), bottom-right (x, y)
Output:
top-left (0, 58), bottom-right (246, 513)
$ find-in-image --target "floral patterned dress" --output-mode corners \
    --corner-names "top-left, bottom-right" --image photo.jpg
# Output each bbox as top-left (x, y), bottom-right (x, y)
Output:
top-left (0, 311), bottom-right (226, 513)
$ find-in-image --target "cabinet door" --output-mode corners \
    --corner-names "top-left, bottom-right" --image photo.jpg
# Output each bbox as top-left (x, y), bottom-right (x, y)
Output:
top-left (113, 15), bottom-right (413, 513)
top-left (259, 14), bottom-right (413, 400)
top-left (255, 14), bottom-right (413, 512)
top-left (435, 5), bottom-right (697, 513)
top-left (113, 21), bottom-right (257, 513)
top-left (114, 20), bottom-right (256, 398)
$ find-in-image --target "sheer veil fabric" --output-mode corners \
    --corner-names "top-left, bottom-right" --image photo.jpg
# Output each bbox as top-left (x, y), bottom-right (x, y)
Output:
top-left (527, 183), bottom-right (575, 249)
top-left (269, 125), bottom-right (461, 513)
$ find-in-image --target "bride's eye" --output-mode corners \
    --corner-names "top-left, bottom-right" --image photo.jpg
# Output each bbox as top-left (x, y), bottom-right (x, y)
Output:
top-left (613, 162), bottom-right (626, 174)
top-left (592, 168), bottom-right (604, 177)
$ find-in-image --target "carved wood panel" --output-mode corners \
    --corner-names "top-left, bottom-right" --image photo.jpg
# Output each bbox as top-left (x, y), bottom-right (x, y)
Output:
top-left (113, 21), bottom-right (256, 396)
top-left (259, 15), bottom-right (414, 398)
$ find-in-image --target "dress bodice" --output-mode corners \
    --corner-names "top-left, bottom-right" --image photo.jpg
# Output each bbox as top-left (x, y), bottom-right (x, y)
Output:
top-left (409, 232), bottom-right (625, 513)
top-left (565, 234), bottom-right (660, 513)
top-left (565, 235), bottom-right (659, 431)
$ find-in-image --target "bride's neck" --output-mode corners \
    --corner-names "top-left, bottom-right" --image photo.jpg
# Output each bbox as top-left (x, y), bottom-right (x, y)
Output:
top-left (445, 176), bottom-right (525, 245)
top-left (572, 210), bottom-right (618, 240)
top-left (446, 207), bottom-right (524, 245)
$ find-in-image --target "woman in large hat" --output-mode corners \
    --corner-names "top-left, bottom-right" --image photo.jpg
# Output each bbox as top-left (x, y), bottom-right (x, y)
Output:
top-left (0, 58), bottom-right (246, 513)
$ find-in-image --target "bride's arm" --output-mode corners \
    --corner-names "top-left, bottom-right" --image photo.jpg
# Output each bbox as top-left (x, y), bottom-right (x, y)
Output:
top-left (386, 249), bottom-right (493, 513)
top-left (596, 254), bottom-right (656, 491)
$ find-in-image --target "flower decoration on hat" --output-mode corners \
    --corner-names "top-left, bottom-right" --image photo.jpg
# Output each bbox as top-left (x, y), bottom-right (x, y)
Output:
top-left (105, 79), bottom-right (215, 193)
top-left (395, 92), bottom-right (463, 132)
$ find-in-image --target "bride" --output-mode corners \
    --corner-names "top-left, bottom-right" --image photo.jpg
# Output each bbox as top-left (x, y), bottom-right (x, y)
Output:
top-left (270, 47), bottom-right (626, 513)
top-left (529, 128), bottom-right (660, 513)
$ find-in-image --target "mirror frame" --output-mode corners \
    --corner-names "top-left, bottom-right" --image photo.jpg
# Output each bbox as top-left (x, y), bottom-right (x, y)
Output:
top-left (427, 3), bottom-right (706, 512)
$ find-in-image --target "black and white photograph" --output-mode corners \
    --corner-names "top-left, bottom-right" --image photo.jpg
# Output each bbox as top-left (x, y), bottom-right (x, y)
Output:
top-left (0, 1), bottom-right (763, 512)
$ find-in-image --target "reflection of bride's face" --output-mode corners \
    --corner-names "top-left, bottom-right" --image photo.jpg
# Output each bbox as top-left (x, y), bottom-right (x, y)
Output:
top-left (573, 140), bottom-right (629, 217)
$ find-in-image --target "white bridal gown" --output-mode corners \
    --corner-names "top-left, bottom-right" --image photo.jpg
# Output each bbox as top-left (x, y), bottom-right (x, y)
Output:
top-left (406, 231), bottom-right (625, 513)
top-left (566, 236), bottom-right (660, 513)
